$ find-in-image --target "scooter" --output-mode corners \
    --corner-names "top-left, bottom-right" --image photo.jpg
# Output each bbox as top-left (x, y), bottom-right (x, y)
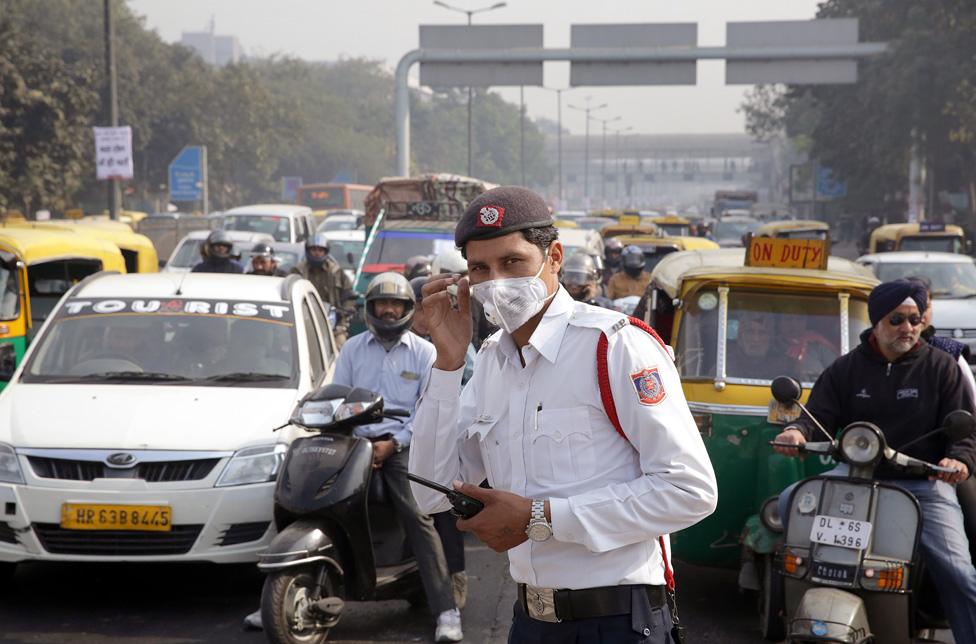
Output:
top-left (256, 383), bottom-right (480, 644)
top-left (766, 376), bottom-right (976, 644)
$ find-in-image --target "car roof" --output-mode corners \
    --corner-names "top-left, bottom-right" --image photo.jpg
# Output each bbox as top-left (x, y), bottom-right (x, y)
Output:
top-left (856, 251), bottom-right (973, 264)
top-left (182, 230), bottom-right (276, 242)
top-left (73, 272), bottom-right (291, 302)
top-left (322, 230), bottom-right (365, 241)
top-left (223, 204), bottom-right (312, 217)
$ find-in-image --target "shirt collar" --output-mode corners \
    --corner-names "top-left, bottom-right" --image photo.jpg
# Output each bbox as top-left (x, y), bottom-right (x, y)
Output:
top-left (365, 331), bottom-right (409, 350)
top-left (494, 286), bottom-right (574, 367)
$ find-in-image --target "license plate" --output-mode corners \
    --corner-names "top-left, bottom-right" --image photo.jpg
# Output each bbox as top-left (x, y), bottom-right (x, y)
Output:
top-left (810, 515), bottom-right (871, 550)
top-left (60, 504), bottom-right (172, 532)
top-left (811, 561), bottom-right (856, 584)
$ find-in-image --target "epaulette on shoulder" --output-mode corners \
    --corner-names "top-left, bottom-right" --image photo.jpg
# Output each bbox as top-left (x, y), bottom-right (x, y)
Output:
top-left (568, 304), bottom-right (629, 336)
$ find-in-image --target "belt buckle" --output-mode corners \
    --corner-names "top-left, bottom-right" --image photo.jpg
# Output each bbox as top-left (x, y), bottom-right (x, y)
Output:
top-left (524, 585), bottom-right (560, 623)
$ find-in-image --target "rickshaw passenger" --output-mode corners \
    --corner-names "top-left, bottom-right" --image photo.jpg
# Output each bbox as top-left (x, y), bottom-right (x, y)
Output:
top-left (775, 311), bottom-right (838, 380)
top-left (727, 312), bottom-right (797, 380)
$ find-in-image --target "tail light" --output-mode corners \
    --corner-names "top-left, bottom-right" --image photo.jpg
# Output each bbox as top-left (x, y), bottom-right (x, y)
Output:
top-left (861, 563), bottom-right (908, 592)
top-left (778, 547), bottom-right (807, 578)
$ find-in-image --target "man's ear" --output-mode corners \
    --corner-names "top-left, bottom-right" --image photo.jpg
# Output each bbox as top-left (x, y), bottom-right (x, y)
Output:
top-left (549, 241), bottom-right (564, 275)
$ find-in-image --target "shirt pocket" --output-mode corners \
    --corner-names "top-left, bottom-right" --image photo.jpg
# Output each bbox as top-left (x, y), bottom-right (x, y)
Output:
top-left (530, 406), bottom-right (595, 485)
top-left (466, 416), bottom-right (500, 486)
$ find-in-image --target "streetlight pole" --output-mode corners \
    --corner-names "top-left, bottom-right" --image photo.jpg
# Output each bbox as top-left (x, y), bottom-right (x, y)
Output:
top-left (519, 85), bottom-right (525, 185)
top-left (541, 87), bottom-right (571, 206)
top-left (609, 125), bottom-right (633, 207)
top-left (593, 115), bottom-right (620, 205)
top-left (103, 0), bottom-right (120, 220)
top-left (433, 1), bottom-right (506, 177)
top-left (567, 97), bottom-right (606, 205)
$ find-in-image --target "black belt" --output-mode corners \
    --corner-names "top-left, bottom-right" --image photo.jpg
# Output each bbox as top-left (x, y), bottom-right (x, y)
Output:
top-left (517, 583), bottom-right (665, 622)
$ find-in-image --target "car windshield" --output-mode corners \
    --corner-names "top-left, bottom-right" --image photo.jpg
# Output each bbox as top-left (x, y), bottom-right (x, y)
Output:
top-left (328, 238), bottom-right (365, 270)
top-left (676, 289), bottom-right (870, 385)
top-left (223, 215), bottom-right (292, 242)
top-left (781, 229), bottom-right (828, 240)
top-left (169, 239), bottom-right (205, 268)
top-left (320, 217), bottom-right (357, 232)
top-left (22, 298), bottom-right (297, 386)
top-left (714, 220), bottom-right (759, 240)
top-left (363, 231), bottom-right (455, 266)
top-left (0, 251), bottom-right (20, 321)
top-left (872, 261), bottom-right (976, 298)
top-left (899, 235), bottom-right (964, 253)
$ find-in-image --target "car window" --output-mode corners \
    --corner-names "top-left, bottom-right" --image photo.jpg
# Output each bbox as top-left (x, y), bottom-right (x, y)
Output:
top-left (308, 296), bottom-right (336, 366)
top-left (302, 300), bottom-right (325, 384)
top-left (169, 239), bottom-right (205, 268)
top-left (223, 215), bottom-right (291, 242)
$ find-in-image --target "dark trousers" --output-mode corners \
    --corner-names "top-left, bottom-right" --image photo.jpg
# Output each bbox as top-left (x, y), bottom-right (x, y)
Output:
top-left (433, 511), bottom-right (466, 574)
top-left (508, 598), bottom-right (674, 644)
top-left (379, 449), bottom-right (455, 615)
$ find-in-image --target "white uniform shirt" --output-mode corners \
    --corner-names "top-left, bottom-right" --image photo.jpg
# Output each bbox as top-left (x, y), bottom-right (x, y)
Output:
top-left (409, 287), bottom-right (717, 589)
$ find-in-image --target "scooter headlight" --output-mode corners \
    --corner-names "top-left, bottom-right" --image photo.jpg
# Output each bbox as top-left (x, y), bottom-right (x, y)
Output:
top-left (838, 423), bottom-right (884, 466)
top-left (215, 443), bottom-right (287, 487)
top-left (760, 496), bottom-right (783, 533)
top-left (0, 443), bottom-right (24, 484)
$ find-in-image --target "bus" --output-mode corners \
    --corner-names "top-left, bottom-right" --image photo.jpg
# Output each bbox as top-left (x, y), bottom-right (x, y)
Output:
top-left (296, 183), bottom-right (372, 213)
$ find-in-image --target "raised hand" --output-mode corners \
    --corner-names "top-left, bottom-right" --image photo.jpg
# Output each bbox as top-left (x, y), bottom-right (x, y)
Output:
top-left (421, 274), bottom-right (473, 371)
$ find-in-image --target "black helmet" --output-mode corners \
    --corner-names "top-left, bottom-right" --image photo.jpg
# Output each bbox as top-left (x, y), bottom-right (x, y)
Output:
top-left (251, 242), bottom-right (275, 259)
top-left (561, 252), bottom-right (600, 287)
top-left (622, 245), bottom-right (645, 272)
top-left (205, 230), bottom-right (234, 259)
top-left (365, 272), bottom-right (416, 343)
top-left (404, 255), bottom-right (432, 280)
top-left (604, 238), bottom-right (624, 266)
top-left (305, 232), bottom-right (330, 266)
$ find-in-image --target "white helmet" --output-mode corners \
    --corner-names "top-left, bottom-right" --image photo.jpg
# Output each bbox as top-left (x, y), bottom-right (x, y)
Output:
top-left (431, 248), bottom-right (467, 275)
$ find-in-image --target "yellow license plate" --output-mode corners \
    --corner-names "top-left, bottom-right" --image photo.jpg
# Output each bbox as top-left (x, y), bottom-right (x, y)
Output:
top-left (60, 504), bottom-right (172, 532)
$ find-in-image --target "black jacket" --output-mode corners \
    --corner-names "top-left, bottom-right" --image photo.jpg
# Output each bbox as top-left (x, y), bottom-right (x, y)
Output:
top-left (793, 329), bottom-right (976, 479)
top-left (191, 258), bottom-right (244, 274)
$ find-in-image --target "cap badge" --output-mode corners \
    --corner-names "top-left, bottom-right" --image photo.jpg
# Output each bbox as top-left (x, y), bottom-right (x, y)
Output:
top-left (476, 205), bottom-right (504, 228)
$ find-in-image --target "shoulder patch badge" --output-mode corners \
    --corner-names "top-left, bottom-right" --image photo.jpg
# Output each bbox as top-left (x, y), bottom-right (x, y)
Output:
top-left (631, 367), bottom-right (667, 406)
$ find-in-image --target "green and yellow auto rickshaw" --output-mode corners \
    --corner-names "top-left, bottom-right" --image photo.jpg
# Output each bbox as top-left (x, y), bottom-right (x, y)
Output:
top-left (0, 241), bottom-right (29, 387)
top-left (869, 222), bottom-right (967, 254)
top-left (3, 220), bottom-right (159, 274)
top-left (640, 237), bottom-right (878, 635)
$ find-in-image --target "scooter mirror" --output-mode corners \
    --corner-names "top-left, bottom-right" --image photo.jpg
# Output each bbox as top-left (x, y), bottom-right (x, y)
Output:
top-left (333, 387), bottom-right (384, 426)
top-left (771, 376), bottom-right (802, 405)
top-left (943, 410), bottom-right (976, 442)
top-left (306, 383), bottom-right (352, 402)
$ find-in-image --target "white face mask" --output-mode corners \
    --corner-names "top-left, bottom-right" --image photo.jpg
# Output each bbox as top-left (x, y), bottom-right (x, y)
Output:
top-left (469, 249), bottom-right (555, 334)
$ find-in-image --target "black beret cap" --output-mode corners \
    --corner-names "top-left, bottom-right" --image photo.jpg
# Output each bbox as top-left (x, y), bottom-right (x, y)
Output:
top-left (455, 186), bottom-right (554, 247)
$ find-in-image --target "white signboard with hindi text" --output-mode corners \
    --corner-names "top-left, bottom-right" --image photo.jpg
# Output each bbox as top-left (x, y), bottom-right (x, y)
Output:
top-left (94, 126), bottom-right (134, 180)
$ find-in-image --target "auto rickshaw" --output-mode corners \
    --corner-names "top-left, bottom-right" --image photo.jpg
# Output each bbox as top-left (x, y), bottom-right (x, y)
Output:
top-left (0, 241), bottom-right (29, 389)
top-left (869, 222), bottom-right (966, 254)
top-left (640, 237), bottom-right (878, 637)
top-left (2, 220), bottom-right (159, 273)
top-left (755, 219), bottom-right (831, 241)
top-left (606, 226), bottom-right (719, 274)
top-left (643, 215), bottom-right (692, 237)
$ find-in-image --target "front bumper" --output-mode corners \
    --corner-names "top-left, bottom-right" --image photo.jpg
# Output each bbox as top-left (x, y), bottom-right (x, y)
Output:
top-left (0, 476), bottom-right (275, 564)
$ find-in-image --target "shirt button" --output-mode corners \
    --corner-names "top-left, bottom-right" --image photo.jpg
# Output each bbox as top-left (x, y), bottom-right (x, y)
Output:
top-left (553, 431), bottom-right (562, 440)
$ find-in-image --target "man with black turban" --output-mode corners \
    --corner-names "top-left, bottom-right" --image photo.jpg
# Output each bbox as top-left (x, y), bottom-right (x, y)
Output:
top-left (773, 278), bottom-right (976, 642)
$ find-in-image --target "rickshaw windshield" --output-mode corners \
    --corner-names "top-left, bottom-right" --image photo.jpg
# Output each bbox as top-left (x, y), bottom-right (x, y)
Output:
top-left (899, 235), bottom-right (963, 253)
top-left (781, 229), bottom-right (828, 241)
top-left (0, 252), bottom-right (19, 321)
top-left (676, 289), bottom-right (870, 385)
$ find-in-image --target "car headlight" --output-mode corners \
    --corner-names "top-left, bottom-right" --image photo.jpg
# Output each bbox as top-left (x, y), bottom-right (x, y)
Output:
top-left (0, 443), bottom-right (24, 484)
top-left (838, 422), bottom-right (884, 466)
top-left (215, 443), bottom-right (287, 487)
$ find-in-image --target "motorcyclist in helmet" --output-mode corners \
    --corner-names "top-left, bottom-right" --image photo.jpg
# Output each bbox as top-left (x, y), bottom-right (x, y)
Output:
top-left (246, 243), bottom-right (287, 277)
top-left (291, 232), bottom-right (355, 346)
top-left (606, 244), bottom-right (651, 299)
top-left (404, 255), bottom-right (433, 281)
top-left (602, 238), bottom-right (624, 287)
top-left (192, 230), bottom-right (244, 274)
top-left (561, 252), bottom-right (613, 308)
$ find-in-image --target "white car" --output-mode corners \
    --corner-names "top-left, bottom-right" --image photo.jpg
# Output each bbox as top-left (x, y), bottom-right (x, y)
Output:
top-left (0, 272), bottom-right (337, 573)
top-left (162, 230), bottom-right (276, 273)
top-left (321, 229), bottom-right (366, 284)
top-left (857, 251), bottom-right (976, 367)
top-left (221, 204), bottom-right (317, 244)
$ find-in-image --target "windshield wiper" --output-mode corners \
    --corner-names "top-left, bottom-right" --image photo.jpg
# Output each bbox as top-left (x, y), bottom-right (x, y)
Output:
top-left (200, 372), bottom-right (291, 382)
top-left (77, 371), bottom-right (192, 382)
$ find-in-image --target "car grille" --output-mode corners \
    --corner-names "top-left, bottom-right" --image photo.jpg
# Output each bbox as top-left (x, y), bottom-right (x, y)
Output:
top-left (27, 457), bottom-right (219, 482)
top-left (33, 523), bottom-right (203, 556)
top-left (218, 522), bottom-right (270, 546)
top-left (934, 328), bottom-right (976, 339)
top-left (0, 522), bottom-right (17, 544)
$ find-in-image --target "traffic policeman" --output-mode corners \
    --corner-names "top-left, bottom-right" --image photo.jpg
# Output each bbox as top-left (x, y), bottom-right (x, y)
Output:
top-left (410, 186), bottom-right (718, 643)
top-left (290, 232), bottom-right (355, 345)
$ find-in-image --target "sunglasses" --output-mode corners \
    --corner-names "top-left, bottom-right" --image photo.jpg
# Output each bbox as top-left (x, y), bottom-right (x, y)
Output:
top-left (887, 313), bottom-right (923, 327)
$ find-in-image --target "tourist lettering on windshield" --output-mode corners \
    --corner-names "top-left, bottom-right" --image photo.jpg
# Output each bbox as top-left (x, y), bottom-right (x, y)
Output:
top-left (61, 298), bottom-right (293, 321)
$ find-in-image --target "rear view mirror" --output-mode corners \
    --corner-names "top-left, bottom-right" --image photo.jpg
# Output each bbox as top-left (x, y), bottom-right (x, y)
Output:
top-left (943, 410), bottom-right (976, 442)
top-left (347, 252), bottom-right (355, 266)
top-left (0, 343), bottom-right (15, 382)
top-left (333, 387), bottom-right (384, 425)
top-left (771, 376), bottom-right (802, 405)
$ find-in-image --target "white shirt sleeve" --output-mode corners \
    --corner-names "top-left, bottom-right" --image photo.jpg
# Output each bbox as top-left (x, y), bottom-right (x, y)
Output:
top-left (549, 326), bottom-right (718, 553)
top-left (408, 363), bottom-right (485, 515)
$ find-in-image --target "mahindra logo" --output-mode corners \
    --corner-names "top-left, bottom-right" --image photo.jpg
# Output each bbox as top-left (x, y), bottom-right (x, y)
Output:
top-left (106, 452), bottom-right (137, 468)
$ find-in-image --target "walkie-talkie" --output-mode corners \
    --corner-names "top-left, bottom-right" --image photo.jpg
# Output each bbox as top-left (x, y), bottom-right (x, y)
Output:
top-left (407, 473), bottom-right (484, 519)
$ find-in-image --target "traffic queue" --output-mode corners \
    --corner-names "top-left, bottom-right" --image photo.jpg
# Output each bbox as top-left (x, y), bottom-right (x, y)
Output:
top-left (1, 185), bottom-right (975, 644)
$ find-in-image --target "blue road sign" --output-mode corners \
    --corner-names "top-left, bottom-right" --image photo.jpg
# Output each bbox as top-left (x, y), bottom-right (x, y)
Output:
top-left (816, 166), bottom-right (847, 199)
top-left (168, 146), bottom-right (205, 202)
top-left (281, 176), bottom-right (303, 201)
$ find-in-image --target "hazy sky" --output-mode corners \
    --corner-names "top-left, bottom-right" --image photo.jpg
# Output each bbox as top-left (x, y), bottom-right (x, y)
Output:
top-left (127, 0), bottom-right (822, 135)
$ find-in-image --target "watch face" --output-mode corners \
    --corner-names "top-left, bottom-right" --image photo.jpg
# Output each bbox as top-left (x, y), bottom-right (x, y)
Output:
top-left (527, 522), bottom-right (552, 542)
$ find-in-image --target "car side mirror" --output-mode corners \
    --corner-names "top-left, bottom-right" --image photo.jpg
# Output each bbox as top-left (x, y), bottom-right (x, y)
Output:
top-left (943, 410), bottom-right (976, 441)
top-left (158, 259), bottom-right (167, 269)
top-left (0, 343), bottom-right (16, 382)
top-left (347, 251), bottom-right (355, 266)
top-left (771, 375), bottom-right (802, 404)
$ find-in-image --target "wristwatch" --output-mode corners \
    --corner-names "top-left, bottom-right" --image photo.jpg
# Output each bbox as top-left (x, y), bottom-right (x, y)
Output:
top-left (391, 438), bottom-right (405, 454)
top-left (525, 499), bottom-right (553, 542)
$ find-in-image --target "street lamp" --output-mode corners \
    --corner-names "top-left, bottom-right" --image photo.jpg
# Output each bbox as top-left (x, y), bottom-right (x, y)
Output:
top-left (567, 97), bottom-right (607, 204)
top-left (609, 125), bottom-right (633, 206)
top-left (593, 115), bottom-right (621, 205)
top-left (541, 87), bottom-right (572, 205)
top-left (432, 1), bottom-right (507, 178)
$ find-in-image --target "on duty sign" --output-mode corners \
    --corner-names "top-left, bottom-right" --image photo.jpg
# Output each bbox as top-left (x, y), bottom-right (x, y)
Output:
top-left (745, 237), bottom-right (829, 270)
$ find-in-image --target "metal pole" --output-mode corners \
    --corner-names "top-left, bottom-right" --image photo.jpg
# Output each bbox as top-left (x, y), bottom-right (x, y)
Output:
top-left (556, 89), bottom-right (563, 204)
top-left (583, 110), bottom-right (590, 202)
top-left (466, 11), bottom-right (473, 177)
top-left (103, 0), bottom-right (120, 221)
top-left (601, 120), bottom-right (607, 204)
top-left (520, 85), bottom-right (526, 185)
top-left (201, 145), bottom-right (209, 214)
